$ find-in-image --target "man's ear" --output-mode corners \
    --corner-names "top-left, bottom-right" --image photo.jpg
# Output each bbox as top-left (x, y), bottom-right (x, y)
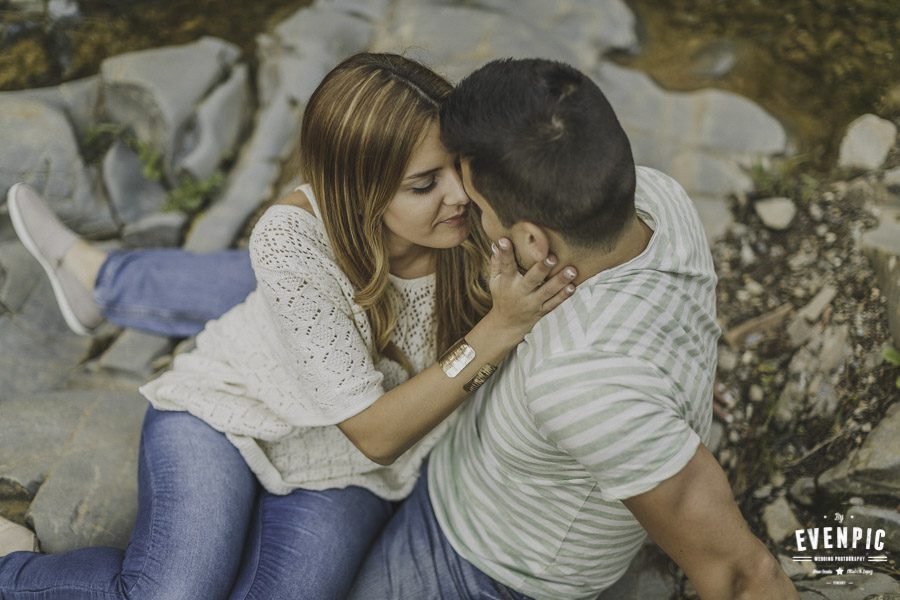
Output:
top-left (510, 222), bottom-right (551, 265)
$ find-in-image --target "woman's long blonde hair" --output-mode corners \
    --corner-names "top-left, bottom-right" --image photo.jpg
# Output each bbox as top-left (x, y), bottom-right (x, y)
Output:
top-left (298, 53), bottom-right (491, 370)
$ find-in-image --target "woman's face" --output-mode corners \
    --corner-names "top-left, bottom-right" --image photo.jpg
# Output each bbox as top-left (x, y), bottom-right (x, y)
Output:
top-left (382, 121), bottom-right (471, 256)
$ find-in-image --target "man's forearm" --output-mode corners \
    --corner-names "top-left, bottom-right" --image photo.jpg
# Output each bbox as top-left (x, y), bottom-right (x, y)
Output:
top-left (732, 549), bottom-right (799, 600)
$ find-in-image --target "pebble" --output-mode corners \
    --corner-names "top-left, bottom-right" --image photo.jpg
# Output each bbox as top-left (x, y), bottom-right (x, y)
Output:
top-left (753, 484), bottom-right (773, 499)
top-left (789, 477), bottom-right (815, 506)
top-left (771, 471), bottom-right (786, 488)
top-left (749, 384), bottom-right (764, 402)
top-left (807, 202), bottom-right (824, 221)
top-left (754, 196), bottom-right (797, 230)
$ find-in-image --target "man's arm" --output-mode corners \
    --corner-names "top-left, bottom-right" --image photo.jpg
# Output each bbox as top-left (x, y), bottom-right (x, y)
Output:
top-left (622, 444), bottom-right (799, 600)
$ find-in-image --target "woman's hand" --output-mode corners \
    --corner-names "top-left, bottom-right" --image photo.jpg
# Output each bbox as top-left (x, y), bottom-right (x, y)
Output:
top-left (485, 237), bottom-right (577, 344)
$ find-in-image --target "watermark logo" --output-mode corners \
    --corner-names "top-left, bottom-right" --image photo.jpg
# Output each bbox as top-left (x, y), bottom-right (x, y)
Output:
top-left (788, 512), bottom-right (891, 585)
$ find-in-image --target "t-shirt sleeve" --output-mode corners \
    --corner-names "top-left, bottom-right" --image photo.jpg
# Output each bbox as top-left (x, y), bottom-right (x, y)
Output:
top-left (248, 208), bottom-right (385, 426)
top-left (527, 351), bottom-right (701, 502)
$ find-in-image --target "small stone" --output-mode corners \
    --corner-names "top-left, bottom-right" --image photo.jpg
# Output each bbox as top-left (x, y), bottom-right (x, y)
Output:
top-left (740, 241), bottom-right (756, 266)
top-left (848, 496), bottom-right (865, 506)
top-left (786, 316), bottom-right (814, 348)
top-left (707, 421), bottom-right (725, 453)
top-left (798, 285), bottom-right (837, 323)
top-left (717, 345), bottom-right (738, 372)
top-left (754, 196), bottom-right (797, 230)
top-left (789, 477), bottom-right (815, 506)
top-left (807, 202), bottom-right (824, 221)
top-left (744, 278), bottom-right (765, 296)
top-left (749, 384), bottom-right (764, 403)
top-left (837, 114), bottom-right (897, 171)
top-left (728, 430), bottom-right (740, 443)
top-left (818, 324), bottom-right (850, 373)
top-left (762, 497), bottom-right (802, 544)
top-left (884, 166), bottom-right (900, 191)
top-left (753, 484), bottom-right (773, 499)
top-left (771, 472), bottom-right (787, 488)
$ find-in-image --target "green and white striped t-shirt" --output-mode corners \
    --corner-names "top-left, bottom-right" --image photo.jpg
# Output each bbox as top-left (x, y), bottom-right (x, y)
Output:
top-left (428, 166), bottom-right (721, 600)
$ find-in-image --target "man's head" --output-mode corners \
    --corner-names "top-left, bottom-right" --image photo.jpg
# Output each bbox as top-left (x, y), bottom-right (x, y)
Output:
top-left (440, 58), bottom-right (636, 263)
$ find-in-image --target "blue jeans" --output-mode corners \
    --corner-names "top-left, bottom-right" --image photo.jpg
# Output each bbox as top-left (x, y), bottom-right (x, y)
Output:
top-left (348, 470), bottom-right (532, 600)
top-left (95, 249), bottom-right (255, 337)
top-left (0, 407), bottom-right (394, 600)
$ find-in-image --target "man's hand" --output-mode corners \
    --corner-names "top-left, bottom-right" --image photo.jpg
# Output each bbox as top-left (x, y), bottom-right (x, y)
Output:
top-left (623, 445), bottom-right (799, 600)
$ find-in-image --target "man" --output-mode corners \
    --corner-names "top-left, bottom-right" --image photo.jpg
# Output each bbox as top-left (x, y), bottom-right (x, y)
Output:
top-left (349, 58), bottom-right (798, 600)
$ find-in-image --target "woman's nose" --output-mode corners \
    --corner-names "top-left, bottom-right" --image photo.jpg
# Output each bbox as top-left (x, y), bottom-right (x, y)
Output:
top-left (444, 169), bottom-right (470, 206)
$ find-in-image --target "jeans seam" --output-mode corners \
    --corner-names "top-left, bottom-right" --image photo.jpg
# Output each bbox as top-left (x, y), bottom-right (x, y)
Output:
top-left (121, 424), bottom-right (157, 598)
top-left (232, 499), bottom-right (264, 600)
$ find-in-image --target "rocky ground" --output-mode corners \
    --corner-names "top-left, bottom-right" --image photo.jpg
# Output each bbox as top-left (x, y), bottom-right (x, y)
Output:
top-left (0, 1), bottom-right (897, 598)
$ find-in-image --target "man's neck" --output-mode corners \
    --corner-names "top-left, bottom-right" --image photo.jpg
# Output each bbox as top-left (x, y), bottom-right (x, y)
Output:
top-left (555, 213), bottom-right (654, 286)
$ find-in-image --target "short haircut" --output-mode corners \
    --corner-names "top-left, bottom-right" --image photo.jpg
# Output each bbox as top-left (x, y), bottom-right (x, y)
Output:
top-left (440, 58), bottom-right (636, 250)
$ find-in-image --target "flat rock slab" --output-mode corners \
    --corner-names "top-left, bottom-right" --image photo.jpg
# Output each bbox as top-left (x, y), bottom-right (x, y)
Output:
top-left (24, 390), bottom-right (146, 553)
top-left (818, 403), bottom-right (900, 498)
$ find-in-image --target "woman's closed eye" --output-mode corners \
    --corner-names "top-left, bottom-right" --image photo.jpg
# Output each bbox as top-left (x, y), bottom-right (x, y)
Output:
top-left (411, 177), bottom-right (437, 194)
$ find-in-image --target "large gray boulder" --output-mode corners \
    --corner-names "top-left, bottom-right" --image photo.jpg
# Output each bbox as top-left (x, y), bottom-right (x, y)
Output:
top-left (25, 390), bottom-right (147, 553)
top-left (0, 97), bottom-right (116, 238)
top-left (372, 5), bottom-right (580, 83)
top-left (100, 36), bottom-right (241, 180)
top-left (818, 403), bottom-right (900, 497)
top-left (177, 64), bottom-right (252, 181)
top-left (102, 139), bottom-right (168, 225)
top-left (593, 61), bottom-right (788, 241)
top-left (861, 205), bottom-right (900, 347)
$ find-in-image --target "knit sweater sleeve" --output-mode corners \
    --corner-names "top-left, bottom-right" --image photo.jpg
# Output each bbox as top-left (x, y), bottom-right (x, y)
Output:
top-left (248, 206), bottom-right (385, 425)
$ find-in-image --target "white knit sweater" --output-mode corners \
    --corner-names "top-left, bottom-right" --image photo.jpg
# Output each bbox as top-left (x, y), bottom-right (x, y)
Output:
top-left (140, 185), bottom-right (449, 499)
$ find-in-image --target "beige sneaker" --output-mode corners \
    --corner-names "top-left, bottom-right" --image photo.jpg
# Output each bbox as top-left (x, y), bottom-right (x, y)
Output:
top-left (0, 516), bottom-right (39, 556)
top-left (7, 182), bottom-right (104, 335)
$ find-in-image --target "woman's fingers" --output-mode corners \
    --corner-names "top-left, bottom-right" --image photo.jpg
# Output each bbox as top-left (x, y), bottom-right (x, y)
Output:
top-left (537, 265), bottom-right (577, 302)
top-left (490, 238), bottom-right (518, 279)
top-left (520, 253), bottom-right (557, 290)
top-left (541, 281), bottom-right (577, 314)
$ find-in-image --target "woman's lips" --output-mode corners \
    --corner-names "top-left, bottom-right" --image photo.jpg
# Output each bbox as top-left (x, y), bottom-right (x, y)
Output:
top-left (439, 212), bottom-right (467, 226)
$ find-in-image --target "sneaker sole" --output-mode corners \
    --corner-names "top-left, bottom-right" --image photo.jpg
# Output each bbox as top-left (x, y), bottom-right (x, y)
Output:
top-left (7, 183), bottom-right (96, 336)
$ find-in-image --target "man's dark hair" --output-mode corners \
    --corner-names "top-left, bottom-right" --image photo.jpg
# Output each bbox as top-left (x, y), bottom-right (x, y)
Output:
top-left (440, 58), bottom-right (636, 250)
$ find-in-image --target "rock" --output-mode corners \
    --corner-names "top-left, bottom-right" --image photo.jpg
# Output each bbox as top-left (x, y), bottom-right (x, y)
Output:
top-left (785, 316), bottom-right (814, 349)
top-left (0, 391), bottom-right (100, 499)
top-left (819, 403), bottom-right (900, 497)
top-left (717, 345), bottom-right (738, 372)
top-left (789, 477), bottom-right (815, 506)
top-left (47, 0), bottom-right (79, 21)
top-left (807, 375), bottom-right (839, 419)
top-left (689, 39), bottom-right (738, 78)
top-left (0, 75), bottom-right (101, 139)
top-left (0, 241), bottom-right (42, 313)
top-left (596, 541), bottom-right (677, 600)
top-left (692, 196), bottom-right (734, 245)
top-left (762, 496), bottom-right (802, 544)
top-left (121, 211), bottom-right (189, 248)
top-left (26, 390), bottom-right (146, 553)
top-left (372, 5), bottom-right (579, 83)
top-left (846, 505), bottom-right (900, 553)
top-left (102, 139), bottom-right (168, 225)
top-left (467, 0), bottom-right (638, 66)
top-left (101, 36), bottom-right (241, 180)
top-left (707, 421), bottom-right (725, 453)
top-left (884, 166), bottom-right (900, 191)
top-left (860, 205), bottom-right (900, 347)
top-left (748, 384), bottom-right (764, 403)
top-left (273, 5), bottom-right (375, 65)
top-left (317, 0), bottom-right (391, 22)
top-left (184, 162), bottom-right (279, 253)
top-left (797, 284), bottom-right (837, 323)
top-left (777, 554), bottom-right (814, 579)
top-left (98, 330), bottom-right (173, 379)
top-left (796, 573), bottom-right (898, 600)
top-left (0, 97), bottom-right (116, 237)
top-left (754, 197), bottom-right (797, 230)
top-left (837, 114), bottom-right (897, 171)
top-left (818, 324), bottom-right (850, 374)
top-left (255, 51), bottom-right (330, 110)
top-left (593, 61), bottom-right (786, 228)
top-left (177, 63), bottom-right (252, 180)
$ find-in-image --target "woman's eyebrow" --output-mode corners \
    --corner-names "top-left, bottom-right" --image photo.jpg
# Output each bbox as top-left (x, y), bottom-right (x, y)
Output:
top-left (402, 167), bottom-right (440, 181)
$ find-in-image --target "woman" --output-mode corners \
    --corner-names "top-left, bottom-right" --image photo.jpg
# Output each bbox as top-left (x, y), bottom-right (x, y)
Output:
top-left (0, 53), bottom-right (577, 599)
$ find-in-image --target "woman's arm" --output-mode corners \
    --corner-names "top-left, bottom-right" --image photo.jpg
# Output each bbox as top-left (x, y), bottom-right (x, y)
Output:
top-left (338, 239), bottom-right (577, 465)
